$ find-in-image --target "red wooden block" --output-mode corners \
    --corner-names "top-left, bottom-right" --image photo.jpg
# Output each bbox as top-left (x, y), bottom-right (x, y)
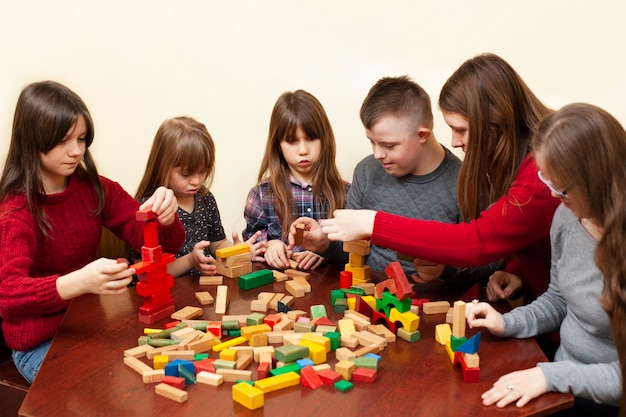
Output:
top-left (162, 375), bottom-right (186, 389)
top-left (385, 261), bottom-right (415, 301)
top-left (355, 296), bottom-right (374, 319)
top-left (136, 275), bottom-right (174, 298)
top-left (317, 369), bottom-right (342, 386)
top-left (263, 314), bottom-right (281, 330)
top-left (138, 305), bottom-right (176, 324)
top-left (131, 253), bottom-right (175, 275)
top-left (411, 298), bottom-right (430, 308)
top-left (142, 245), bottom-right (162, 264)
top-left (300, 366), bottom-right (324, 389)
top-left (136, 208), bottom-right (157, 221)
top-left (164, 320), bottom-right (181, 329)
top-left (143, 220), bottom-right (159, 248)
top-left (312, 317), bottom-right (336, 327)
top-left (456, 352), bottom-right (480, 383)
top-left (139, 299), bottom-right (175, 315)
top-left (194, 358), bottom-right (216, 374)
top-left (339, 271), bottom-right (352, 289)
top-left (256, 362), bottom-right (270, 380)
top-left (352, 367), bottom-right (377, 383)
top-left (374, 278), bottom-right (397, 298)
top-left (206, 322), bottom-right (222, 338)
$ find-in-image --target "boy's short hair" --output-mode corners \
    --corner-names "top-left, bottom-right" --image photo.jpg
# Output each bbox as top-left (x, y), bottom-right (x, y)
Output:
top-left (360, 75), bottom-right (433, 130)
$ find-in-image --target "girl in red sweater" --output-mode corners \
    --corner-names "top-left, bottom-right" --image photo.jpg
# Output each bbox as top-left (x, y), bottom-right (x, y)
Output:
top-left (0, 81), bottom-right (185, 383)
top-left (291, 53), bottom-right (560, 304)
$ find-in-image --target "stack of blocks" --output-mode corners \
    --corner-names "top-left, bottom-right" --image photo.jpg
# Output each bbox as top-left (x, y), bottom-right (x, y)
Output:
top-left (215, 244), bottom-right (252, 278)
top-left (331, 261), bottom-right (420, 343)
top-left (131, 208), bottom-right (176, 324)
top-left (434, 300), bottom-right (481, 383)
top-left (342, 240), bottom-right (372, 286)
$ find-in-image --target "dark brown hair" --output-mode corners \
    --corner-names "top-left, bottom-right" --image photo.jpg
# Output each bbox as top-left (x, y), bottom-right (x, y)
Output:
top-left (0, 80), bottom-right (102, 236)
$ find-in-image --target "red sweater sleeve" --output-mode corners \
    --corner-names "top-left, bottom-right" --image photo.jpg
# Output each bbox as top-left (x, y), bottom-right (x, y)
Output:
top-left (372, 155), bottom-right (560, 268)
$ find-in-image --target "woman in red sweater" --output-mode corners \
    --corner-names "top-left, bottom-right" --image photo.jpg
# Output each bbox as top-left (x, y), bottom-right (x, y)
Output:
top-left (0, 81), bottom-right (185, 383)
top-left (292, 53), bottom-right (560, 304)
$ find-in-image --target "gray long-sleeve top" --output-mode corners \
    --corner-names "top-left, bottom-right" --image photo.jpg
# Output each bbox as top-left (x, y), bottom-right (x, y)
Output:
top-left (500, 204), bottom-right (620, 405)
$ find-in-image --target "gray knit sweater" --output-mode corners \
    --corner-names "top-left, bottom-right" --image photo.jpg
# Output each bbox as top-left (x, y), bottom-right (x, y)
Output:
top-left (501, 204), bottom-right (620, 405)
top-left (323, 147), bottom-right (496, 280)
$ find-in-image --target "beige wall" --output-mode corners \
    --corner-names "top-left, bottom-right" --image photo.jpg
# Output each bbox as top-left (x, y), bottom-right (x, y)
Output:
top-left (1, 1), bottom-right (625, 236)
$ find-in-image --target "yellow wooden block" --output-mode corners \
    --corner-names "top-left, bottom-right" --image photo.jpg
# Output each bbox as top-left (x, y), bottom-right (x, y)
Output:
top-left (299, 333), bottom-right (331, 353)
top-left (253, 371), bottom-right (300, 393)
top-left (144, 328), bottom-right (163, 335)
top-left (216, 243), bottom-right (250, 259)
top-left (212, 336), bottom-right (247, 352)
top-left (240, 323), bottom-right (272, 340)
top-left (388, 308), bottom-right (420, 332)
top-left (153, 354), bottom-right (169, 370)
top-left (298, 340), bottom-right (326, 364)
top-left (445, 341), bottom-right (455, 363)
top-left (220, 348), bottom-right (238, 361)
top-left (346, 297), bottom-right (356, 310)
top-left (348, 252), bottom-right (363, 267)
top-left (435, 323), bottom-right (452, 345)
top-left (344, 264), bottom-right (371, 281)
top-left (338, 318), bottom-right (356, 338)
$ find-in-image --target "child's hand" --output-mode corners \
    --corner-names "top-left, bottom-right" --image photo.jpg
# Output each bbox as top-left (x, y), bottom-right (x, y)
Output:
top-left (465, 301), bottom-right (505, 335)
top-left (411, 258), bottom-right (446, 283)
top-left (264, 239), bottom-right (290, 270)
top-left (481, 367), bottom-right (547, 408)
top-left (486, 271), bottom-right (523, 301)
top-left (232, 231), bottom-right (266, 262)
top-left (319, 209), bottom-right (376, 242)
top-left (139, 186), bottom-right (178, 225)
top-left (287, 217), bottom-right (330, 252)
top-left (57, 258), bottom-right (135, 300)
top-left (292, 250), bottom-right (325, 271)
top-left (189, 241), bottom-right (217, 275)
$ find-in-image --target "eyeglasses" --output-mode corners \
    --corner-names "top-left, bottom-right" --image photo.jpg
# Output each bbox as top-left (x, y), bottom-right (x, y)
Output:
top-left (537, 170), bottom-right (568, 199)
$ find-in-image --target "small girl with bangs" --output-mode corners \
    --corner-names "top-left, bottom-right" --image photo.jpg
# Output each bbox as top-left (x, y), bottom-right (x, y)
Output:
top-left (136, 116), bottom-right (264, 277)
top-left (243, 90), bottom-right (349, 270)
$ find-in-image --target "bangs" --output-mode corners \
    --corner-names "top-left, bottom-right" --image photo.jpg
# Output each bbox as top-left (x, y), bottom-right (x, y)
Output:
top-left (171, 134), bottom-right (212, 173)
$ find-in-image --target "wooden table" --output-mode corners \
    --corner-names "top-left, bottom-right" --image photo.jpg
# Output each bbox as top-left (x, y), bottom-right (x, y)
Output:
top-left (19, 263), bottom-right (572, 417)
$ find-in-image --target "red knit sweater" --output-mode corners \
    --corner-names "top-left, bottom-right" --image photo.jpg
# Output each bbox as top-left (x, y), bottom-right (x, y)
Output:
top-left (372, 154), bottom-right (560, 301)
top-left (0, 173), bottom-right (185, 351)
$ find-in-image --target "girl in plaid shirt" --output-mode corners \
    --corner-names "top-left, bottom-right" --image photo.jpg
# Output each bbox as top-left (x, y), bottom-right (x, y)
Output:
top-left (243, 90), bottom-right (349, 271)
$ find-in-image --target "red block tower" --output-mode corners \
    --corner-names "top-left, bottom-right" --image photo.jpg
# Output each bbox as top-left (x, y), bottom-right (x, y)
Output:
top-left (131, 208), bottom-right (176, 324)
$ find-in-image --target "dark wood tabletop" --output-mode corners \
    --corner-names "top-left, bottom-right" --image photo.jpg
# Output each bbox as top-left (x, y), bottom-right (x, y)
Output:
top-left (19, 263), bottom-right (572, 417)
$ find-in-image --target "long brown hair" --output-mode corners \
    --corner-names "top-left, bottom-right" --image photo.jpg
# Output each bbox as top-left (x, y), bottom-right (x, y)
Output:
top-left (135, 116), bottom-right (216, 200)
top-left (533, 103), bottom-right (626, 414)
top-left (258, 90), bottom-right (346, 239)
top-left (0, 80), bottom-right (102, 236)
top-left (439, 53), bottom-right (552, 220)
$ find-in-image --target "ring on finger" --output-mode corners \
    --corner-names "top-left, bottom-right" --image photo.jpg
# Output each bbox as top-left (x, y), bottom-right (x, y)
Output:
top-left (506, 384), bottom-right (514, 392)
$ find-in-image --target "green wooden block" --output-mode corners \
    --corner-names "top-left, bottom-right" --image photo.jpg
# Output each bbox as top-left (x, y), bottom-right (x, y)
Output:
top-left (397, 327), bottom-right (421, 343)
top-left (294, 321), bottom-right (316, 333)
top-left (194, 353), bottom-right (209, 361)
top-left (213, 359), bottom-right (237, 370)
top-left (310, 304), bottom-right (327, 319)
top-left (178, 364), bottom-right (197, 384)
top-left (246, 313), bottom-right (266, 326)
top-left (334, 379), bottom-right (353, 392)
top-left (274, 345), bottom-right (309, 363)
top-left (239, 269), bottom-right (274, 290)
top-left (221, 320), bottom-right (240, 330)
top-left (228, 329), bottom-right (241, 337)
top-left (324, 331), bottom-right (341, 350)
top-left (451, 335), bottom-right (467, 351)
top-left (330, 289), bottom-right (346, 306)
top-left (269, 362), bottom-right (301, 376)
top-left (351, 357), bottom-right (378, 370)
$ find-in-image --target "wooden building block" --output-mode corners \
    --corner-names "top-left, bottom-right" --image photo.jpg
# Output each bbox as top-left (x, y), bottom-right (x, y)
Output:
top-left (217, 252), bottom-right (250, 267)
top-left (232, 381), bottom-right (264, 410)
top-left (216, 261), bottom-right (252, 278)
top-left (423, 301), bottom-right (451, 314)
top-left (216, 368), bottom-right (253, 382)
top-left (215, 285), bottom-right (229, 314)
top-left (285, 280), bottom-right (305, 298)
top-left (196, 371), bottom-right (223, 386)
top-left (342, 240), bottom-right (370, 256)
top-left (452, 300), bottom-right (467, 338)
top-left (155, 382), bottom-right (188, 403)
top-left (272, 270), bottom-right (289, 282)
top-left (195, 291), bottom-right (214, 305)
top-left (215, 243), bottom-right (250, 259)
top-left (171, 306), bottom-right (203, 321)
top-left (253, 372), bottom-right (300, 393)
top-left (199, 276), bottom-right (223, 286)
top-left (294, 223), bottom-right (305, 246)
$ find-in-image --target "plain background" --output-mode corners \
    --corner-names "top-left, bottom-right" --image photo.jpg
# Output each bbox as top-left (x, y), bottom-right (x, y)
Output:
top-left (1, 1), bottom-right (625, 237)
